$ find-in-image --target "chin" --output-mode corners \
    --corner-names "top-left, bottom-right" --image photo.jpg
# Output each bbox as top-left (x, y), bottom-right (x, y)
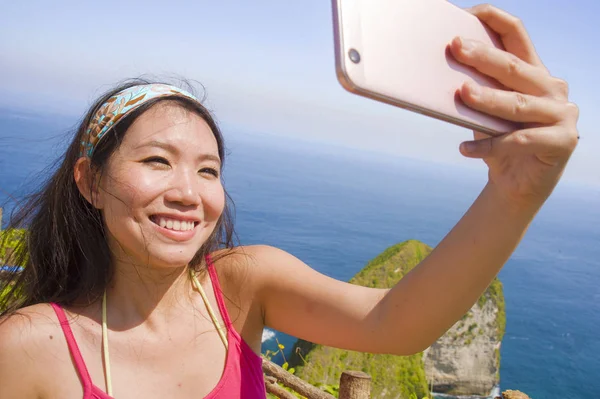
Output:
top-left (151, 251), bottom-right (198, 269)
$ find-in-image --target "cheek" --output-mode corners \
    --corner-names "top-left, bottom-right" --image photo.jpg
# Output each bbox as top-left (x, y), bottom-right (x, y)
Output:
top-left (204, 182), bottom-right (226, 222)
top-left (100, 168), bottom-right (162, 222)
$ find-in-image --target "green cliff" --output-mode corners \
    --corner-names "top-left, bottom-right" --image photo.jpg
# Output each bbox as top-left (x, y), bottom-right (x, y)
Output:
top-left (290, 239), bottom-right (505, 398)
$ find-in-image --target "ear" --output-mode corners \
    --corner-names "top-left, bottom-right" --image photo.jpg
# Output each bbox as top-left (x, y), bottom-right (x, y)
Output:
top-left (74, 157), bottom-right (104, 209)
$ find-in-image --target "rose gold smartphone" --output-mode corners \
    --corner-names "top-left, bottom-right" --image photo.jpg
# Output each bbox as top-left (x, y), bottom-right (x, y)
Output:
top-left (332, 0), bottom-right (519, 136)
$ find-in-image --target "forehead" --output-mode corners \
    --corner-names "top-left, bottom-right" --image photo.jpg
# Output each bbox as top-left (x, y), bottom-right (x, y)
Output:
top-left (121, 102), bottom-right (219, 154)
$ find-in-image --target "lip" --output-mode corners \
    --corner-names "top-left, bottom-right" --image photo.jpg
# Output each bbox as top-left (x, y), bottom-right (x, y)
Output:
top-left (149, 214), bottom-right (201, 242)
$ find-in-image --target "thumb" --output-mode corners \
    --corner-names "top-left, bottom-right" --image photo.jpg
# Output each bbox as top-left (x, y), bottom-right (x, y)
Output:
top-left (459, 137), bottom-right (495, 159)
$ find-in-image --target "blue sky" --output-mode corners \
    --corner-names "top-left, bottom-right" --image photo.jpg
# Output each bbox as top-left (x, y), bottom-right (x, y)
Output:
top-left (1, 0), bottom-right (598, 187)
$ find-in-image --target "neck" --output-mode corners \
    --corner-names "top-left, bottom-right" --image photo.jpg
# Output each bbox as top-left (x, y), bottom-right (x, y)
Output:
top-left (104, 259), bottom-right (203, 332)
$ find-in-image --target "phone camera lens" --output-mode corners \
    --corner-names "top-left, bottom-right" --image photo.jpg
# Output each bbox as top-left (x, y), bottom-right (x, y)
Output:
top-left (348, 48), bottom-right (361, 64)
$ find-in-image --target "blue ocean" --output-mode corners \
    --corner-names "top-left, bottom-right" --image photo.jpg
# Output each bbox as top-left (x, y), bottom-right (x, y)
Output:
top-left (1, 108), bottom-right (599, 398)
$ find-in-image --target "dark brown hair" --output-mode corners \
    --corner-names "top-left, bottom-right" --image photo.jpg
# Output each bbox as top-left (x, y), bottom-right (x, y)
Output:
top-left (0, 78), bottom-right (237, 315)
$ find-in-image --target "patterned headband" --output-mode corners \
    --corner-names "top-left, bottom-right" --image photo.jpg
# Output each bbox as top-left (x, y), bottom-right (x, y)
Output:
top-left (79, 84), bottom-right (199, 158)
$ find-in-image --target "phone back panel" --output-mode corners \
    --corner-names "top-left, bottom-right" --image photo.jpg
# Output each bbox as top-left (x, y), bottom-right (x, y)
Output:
top-left (332, 0), bottom-right (519, 135)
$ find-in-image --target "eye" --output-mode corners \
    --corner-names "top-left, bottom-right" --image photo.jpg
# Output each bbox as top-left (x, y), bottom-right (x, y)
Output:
top-left (142, 156), bottom-right (170, 167)
top-left (200, 167), bottom-right (219, 178)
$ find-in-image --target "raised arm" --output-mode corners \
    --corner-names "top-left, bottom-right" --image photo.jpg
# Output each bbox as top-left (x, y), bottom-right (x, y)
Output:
top-left (255, 4), bottom-right (579, 356)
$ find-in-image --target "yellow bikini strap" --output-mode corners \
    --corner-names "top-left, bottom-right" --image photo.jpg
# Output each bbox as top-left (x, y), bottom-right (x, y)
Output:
top-left (102, 290), bottom-right (113, 396)
top-left (189, 268), bottom-right (229, 349)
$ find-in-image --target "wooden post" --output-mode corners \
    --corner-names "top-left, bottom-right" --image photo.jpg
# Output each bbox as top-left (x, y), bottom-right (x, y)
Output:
top-left (339, 371), bottom-right (371, 399)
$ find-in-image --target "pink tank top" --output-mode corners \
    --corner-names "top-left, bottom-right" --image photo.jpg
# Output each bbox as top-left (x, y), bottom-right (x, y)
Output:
top-left (50, 261), bottom-right (266, 398)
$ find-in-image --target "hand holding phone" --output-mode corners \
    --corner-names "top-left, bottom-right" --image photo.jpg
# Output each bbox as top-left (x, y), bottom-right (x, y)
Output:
top-left (334, 1), bottom-right (580, 212)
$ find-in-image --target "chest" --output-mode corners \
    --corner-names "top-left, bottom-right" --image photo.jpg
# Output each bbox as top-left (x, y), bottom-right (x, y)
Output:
top-left (43, 309), bottom-right (263, 399)
top-left (104, 328), bottom-right (231, 398)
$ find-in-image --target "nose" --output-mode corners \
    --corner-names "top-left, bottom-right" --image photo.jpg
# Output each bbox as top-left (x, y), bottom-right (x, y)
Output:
top-left (164, 166), bottom-right (202, 207)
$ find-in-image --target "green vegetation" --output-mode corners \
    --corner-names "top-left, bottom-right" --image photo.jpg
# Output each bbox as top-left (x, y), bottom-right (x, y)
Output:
top-left (0, 228), bottom-right (27, 311)
top-left (0, 285), bottom-right (11, 301)
top-left (0, 228), bottom-right (27, 265)
top-left (292, 346), bottom-right (429, 399)
top-left (264, 340), bottom-right (303, 399)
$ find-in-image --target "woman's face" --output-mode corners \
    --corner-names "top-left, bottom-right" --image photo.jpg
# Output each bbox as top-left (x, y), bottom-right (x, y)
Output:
top-left (97, 102), bottom-right (224, 269)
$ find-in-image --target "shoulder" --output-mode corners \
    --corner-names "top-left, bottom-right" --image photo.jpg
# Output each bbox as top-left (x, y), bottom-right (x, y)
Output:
top-left (0, 303), bottom-right (61, 355)
top-left (209, 245), bottom-right (271, 287)
top-left (210, 245), bottom-right (292, 285)
top-left (210, 245), bottom-right (320, 305)
top-left (208, 245), bottom-right (293, 308)
top-left (0, 303), bottom-right (63, 397)
top-left (212, 244), bottom-right (294, 268)
top-left (211, 244), bottom-right (281, 263)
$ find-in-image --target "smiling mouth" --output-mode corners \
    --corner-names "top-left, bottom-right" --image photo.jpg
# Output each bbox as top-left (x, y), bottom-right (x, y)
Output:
top-left (150, 215), bottom-right (199, 232)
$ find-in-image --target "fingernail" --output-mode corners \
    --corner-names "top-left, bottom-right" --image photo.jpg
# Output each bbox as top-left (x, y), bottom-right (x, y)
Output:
top-left (460, 38), bottom-right (474, 52)
top-left (465, 82), bottom-right (480, 98)
top-left (462, 142), bottom-right (477, 153)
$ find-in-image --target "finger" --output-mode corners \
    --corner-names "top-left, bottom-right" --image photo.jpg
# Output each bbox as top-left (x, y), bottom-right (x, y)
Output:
top-left (466, 4), bottom-right (544, 68)
top-left (450, 37), bottom-right (552, 98)
top-left (459, 82), bottom-right (568, 124)
top-left (460, 126), bottom-right (579, 161)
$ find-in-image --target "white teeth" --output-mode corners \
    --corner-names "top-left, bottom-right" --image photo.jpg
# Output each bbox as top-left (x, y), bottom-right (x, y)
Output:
top-left (156, 217), bottom-right (195, 232)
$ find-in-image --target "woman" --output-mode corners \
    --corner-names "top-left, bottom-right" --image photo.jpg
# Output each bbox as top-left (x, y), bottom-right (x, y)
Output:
top-left (0, 4), bottom-right (579, 399)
